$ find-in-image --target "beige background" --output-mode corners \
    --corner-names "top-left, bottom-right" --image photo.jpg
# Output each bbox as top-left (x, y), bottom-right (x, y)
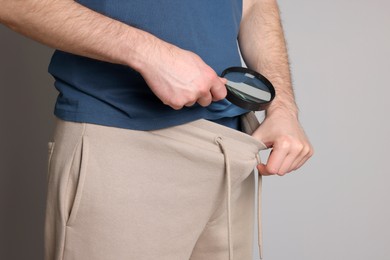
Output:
top-left (1, 0), bottom-right (389, 259)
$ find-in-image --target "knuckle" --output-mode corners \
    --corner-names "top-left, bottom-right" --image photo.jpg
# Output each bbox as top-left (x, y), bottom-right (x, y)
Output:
top-left (206, 70), bottom-right (218, 83)
top-left (167, 97), bottom-right (184, 110)
top-left (304, 144), bottom-right (314, 158)
top-left (192, 52), bottom-right (202, 61)
top-left (279, 138), bottom-right (292, 150)
top-left (293, 143), bottom-right (304, 154)
top-left (198, 86), bottom-right (210, 96)
top-left (205, 68), bottom-right (215, 78)
top-left (303, 146), bottom-right (311, 156)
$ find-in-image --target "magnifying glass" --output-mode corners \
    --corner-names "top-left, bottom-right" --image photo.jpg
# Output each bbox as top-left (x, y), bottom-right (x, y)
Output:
top-left (221, 67), bottom-right (275, 111)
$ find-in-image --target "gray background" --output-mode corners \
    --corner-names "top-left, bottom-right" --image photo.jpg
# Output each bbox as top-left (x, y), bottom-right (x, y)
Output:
top-left (0, 0), bottom-right (389, 259)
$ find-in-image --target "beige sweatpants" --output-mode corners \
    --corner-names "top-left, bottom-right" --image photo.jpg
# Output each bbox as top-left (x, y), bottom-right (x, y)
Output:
top-left (45, 112), bottom-right (266, 260)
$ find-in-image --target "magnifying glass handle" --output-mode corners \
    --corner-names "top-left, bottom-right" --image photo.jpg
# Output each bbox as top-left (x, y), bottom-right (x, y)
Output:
top-left (226, 80), bottom-right (272, 101)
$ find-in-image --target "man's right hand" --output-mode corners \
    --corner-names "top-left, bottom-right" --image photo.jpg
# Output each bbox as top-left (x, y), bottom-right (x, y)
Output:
top-left (138, 42), bottom-right (227, 110)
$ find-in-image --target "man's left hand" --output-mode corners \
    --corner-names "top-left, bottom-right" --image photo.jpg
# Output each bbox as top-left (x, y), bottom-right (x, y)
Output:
top-left (252, 110), bottom-right (314, 176)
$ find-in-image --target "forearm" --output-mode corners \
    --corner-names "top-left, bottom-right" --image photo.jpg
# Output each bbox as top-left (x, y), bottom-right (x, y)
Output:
top-left (239, 0), bottom-right (298, 117)
top-left (0, 0), bottom-right (227, 109)
top-left (0, 0), bottom-right (161, 71)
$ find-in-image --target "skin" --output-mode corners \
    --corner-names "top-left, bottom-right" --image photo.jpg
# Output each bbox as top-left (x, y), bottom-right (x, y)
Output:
top-left (240, 0), bottom-right (313, 176)
top-left (0, 0), bottom-right (313, 175)
top-left (0, 0), bottom-right (227, 109)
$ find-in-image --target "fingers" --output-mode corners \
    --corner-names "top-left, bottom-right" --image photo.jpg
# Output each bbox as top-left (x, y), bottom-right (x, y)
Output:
top-left (197, 92), bottom-right (213, 107)
top-left (204, 76), bottom-right (227, 105)
top-left (184, 101), bottom-right (197, 107)
top-left (258, 138), bottom-right (313, 176)
top-left (210, 77), bottom-right (227, 101)
top-left (190, 76), bottom-right (227, 107)
top-left (219, 77), bottom-right (228, 85)
top-left (257, 163), bottom-right (274, 176)
top-left (293, 145), bottom-right (314, 170)
top-left (144, 46), bottom-right (228, 109)
top-left (263, 147), bottom-right (289, 175)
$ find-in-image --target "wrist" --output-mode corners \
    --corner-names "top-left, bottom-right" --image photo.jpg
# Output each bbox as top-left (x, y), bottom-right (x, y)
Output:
top-left (121, 27), bottom-right (162, 73)
top-left (266, 101), bottom-right (299, 120)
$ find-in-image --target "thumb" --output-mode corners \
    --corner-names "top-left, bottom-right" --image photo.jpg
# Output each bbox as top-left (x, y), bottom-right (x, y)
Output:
top-left (257, 163), bottom-right (275, 176)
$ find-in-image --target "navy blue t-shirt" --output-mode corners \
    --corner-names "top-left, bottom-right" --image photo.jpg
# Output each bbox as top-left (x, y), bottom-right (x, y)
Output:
top-left (49, 0), bottom-right (248, 130)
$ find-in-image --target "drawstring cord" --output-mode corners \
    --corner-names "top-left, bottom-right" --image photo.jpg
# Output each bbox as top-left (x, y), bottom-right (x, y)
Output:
top-left (256, 153), bottom-right (264, 259)
top-left (216, 136), bottom-right (264, 260)
top-left (215, 137), bottom-right (234, 260)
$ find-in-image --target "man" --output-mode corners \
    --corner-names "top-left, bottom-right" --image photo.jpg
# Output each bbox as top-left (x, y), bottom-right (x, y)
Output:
top-left (0, 0), bottom-right (313, 259)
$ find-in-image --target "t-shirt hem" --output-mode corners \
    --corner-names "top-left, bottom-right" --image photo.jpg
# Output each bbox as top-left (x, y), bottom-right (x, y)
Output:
top-left (54, 109), bottom-right (248, 131)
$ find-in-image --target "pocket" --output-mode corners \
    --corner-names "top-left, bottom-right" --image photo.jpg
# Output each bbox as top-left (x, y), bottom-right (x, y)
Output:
top-left (47, 142), bottom-right (55, 181)
top-left (65, 136), bottom-right (90, 227)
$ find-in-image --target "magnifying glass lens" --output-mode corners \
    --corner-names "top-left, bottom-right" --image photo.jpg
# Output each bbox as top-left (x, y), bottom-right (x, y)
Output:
top-left (221, 67), bottom-right (275, 111)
